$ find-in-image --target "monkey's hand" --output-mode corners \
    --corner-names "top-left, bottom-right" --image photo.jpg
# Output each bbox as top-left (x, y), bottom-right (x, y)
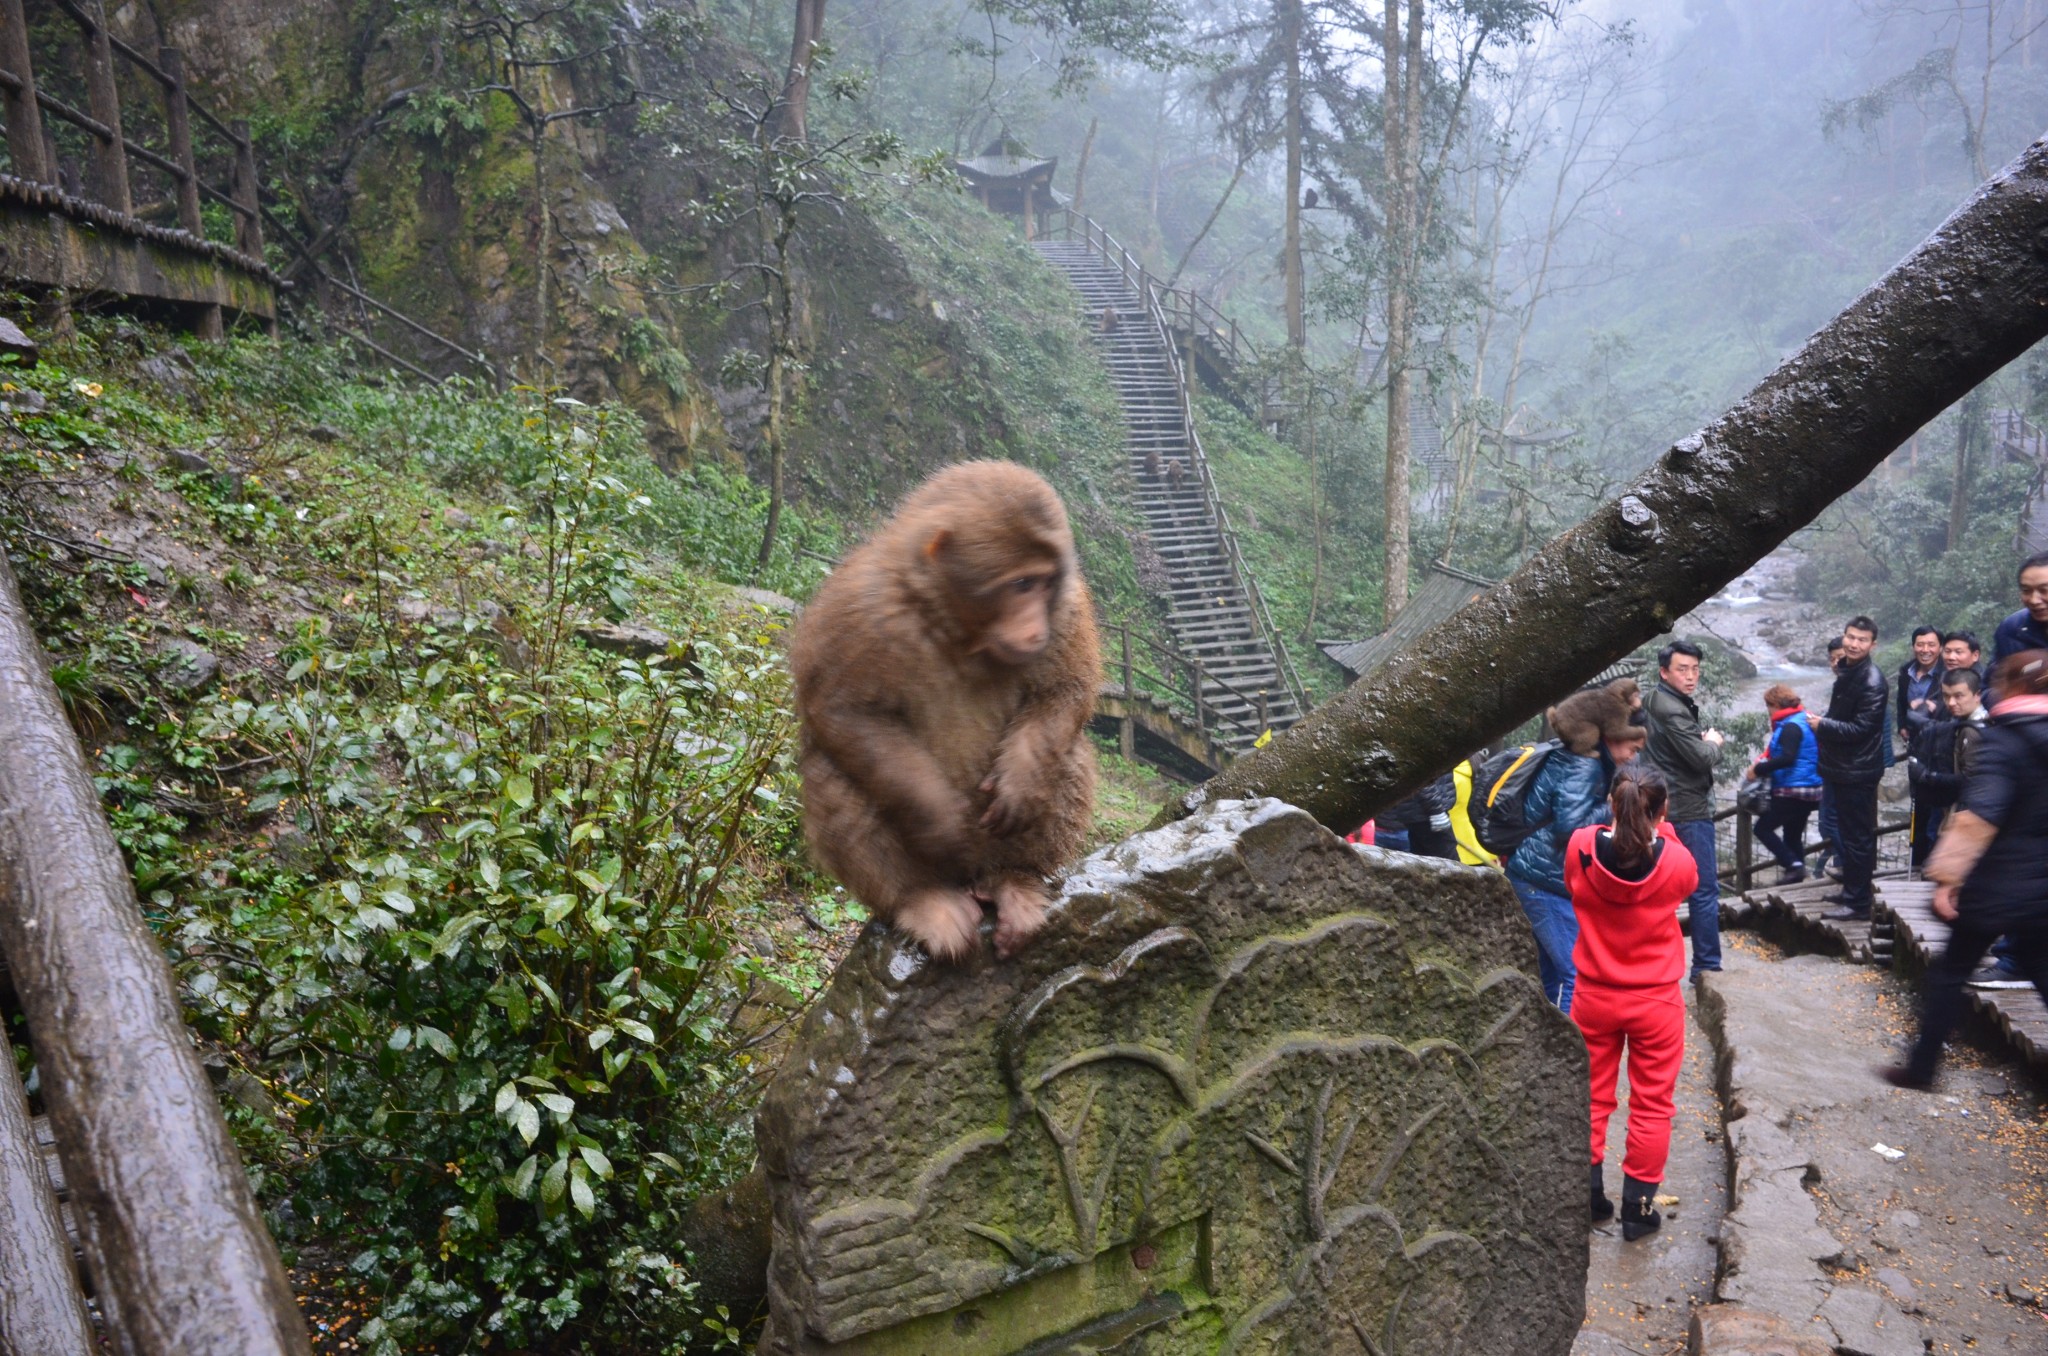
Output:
top-left (979, 755), bottom-right (1046, 837)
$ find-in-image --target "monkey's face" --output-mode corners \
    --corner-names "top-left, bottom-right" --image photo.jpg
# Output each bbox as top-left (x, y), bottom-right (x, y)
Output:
top-left (976, 567), bottom-right (1058, 666)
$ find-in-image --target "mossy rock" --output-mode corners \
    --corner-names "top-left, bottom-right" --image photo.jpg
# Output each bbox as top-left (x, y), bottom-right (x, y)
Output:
top-left (756, 799), bottom-right (1588, 1355)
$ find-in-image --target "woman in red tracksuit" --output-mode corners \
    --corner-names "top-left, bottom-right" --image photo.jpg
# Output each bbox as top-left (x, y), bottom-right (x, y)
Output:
top-left (1563, 763), bottom-right (1697, 1241)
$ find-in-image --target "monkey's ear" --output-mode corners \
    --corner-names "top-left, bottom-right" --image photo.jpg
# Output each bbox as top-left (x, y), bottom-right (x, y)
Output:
top-left (924, 529), bottom-right (952, 561)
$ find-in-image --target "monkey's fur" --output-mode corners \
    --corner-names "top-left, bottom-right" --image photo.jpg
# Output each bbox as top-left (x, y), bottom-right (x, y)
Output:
top-left (789, 462), bottom-right (1101, 961)
top-left (1547, 679), bottom-right (1645, 755)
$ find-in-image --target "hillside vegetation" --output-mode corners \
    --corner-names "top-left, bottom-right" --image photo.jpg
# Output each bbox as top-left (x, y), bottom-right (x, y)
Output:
top-left (0, 320), bottom-right (1174, 1353)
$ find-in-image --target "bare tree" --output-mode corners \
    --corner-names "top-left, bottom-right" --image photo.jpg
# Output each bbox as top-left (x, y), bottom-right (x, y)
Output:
top-left (1306, 0), bottom-right (1552, 621)
top-left (1824, 0), bottom-right (2048, 548)
top-left (682, 62), bottom-right (909, 574)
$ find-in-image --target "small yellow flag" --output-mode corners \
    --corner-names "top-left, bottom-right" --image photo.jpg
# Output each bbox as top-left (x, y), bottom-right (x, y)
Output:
top-left (1253, 728), bottom-right (1273, 749)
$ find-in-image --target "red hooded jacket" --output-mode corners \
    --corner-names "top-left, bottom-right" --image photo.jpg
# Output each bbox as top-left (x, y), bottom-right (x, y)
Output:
top-left (1563, 821), bottom-right (1699, 987)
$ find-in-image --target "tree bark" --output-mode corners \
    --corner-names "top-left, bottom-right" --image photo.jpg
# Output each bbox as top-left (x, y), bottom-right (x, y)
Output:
top-left (779, 0), bottom-right (827, 143)
top-left (0, 1020), bottom-right (94, 1356)
top-left (0, 554), bottom-right (311, 1356)
top-left (1379, 0), bottom-right (1413, 620)
top-left (1161, 132), bottom-right (2048, 834)
top-left (1281, 0), bottom-right (1305, 350)
top-left (1947, 387), bottom-right (1986, 551)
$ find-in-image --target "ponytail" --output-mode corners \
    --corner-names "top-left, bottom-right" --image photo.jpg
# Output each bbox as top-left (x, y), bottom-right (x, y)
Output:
top-left (1607, 764), bottom-right (1668, 875)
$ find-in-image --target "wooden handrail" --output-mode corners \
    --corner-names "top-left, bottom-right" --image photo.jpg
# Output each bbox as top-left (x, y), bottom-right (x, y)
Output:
top-left (1713, 800), bottom-right (1913, 890)
top-left (0, 555), bottom-right (312, 1355)
top-left (1, 0), bottom-right (498, 375)
top-left (1105, 620), bottom-right (1278, 745)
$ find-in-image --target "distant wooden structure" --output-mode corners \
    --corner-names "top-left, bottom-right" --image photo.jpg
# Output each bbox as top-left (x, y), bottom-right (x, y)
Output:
top-left (0, 0), bottom-right (275, 336)
top-left (954, 138), bottom-right (1057, 240)
top-left (0, 0), bottom-right (495, 381)
top-left (1319, 560), bottom-right (1496, 685)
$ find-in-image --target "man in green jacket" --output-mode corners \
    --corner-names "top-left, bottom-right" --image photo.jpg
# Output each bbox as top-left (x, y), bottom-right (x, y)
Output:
top-left (1645, 641), bottom-right (1726, 978)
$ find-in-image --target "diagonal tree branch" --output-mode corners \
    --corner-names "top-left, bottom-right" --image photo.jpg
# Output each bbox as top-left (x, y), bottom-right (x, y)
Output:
top-left (1163, 130), bottom-right (2048, 834)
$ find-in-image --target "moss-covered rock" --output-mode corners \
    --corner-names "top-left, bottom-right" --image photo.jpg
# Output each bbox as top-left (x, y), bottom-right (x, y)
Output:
top-left (756, 799), bottom-right (1588, 1355)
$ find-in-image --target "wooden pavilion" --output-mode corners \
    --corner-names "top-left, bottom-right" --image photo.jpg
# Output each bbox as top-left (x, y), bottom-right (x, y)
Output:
top-left (954, 137), bottom-right (1058, 240)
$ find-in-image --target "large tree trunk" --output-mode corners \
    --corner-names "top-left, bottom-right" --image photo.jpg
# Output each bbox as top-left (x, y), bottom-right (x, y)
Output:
top-left (1946, 387), bottom-right (1987, 551)
top-left (1163, 131), bottom-right (2048, 835)
top-left (779, 0), bottom-right (827, 143)
top-left (0, 555), bottom-right (311, 1356)
top-left (1378, 0), bottom-right (1418, 620)
top-left (1281, 0), bottom-right (1305, 350)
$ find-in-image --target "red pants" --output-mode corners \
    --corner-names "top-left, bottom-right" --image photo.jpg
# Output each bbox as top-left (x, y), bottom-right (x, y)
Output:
top-left (1573, 979), bottom-right (1685, 1183)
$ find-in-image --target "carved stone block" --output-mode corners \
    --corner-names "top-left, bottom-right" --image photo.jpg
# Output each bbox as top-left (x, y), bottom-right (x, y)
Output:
top-left (757, 799), bottom-right (1588, 1355)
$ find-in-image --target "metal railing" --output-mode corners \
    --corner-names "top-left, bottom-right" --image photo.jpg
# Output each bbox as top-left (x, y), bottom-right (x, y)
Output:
top-left (1711, 798), bottom-right (1914, 893)
top-left (1044, 206), bottom-right (1309, 715)
top-left (1103, 619), bottom-right (1279, 756)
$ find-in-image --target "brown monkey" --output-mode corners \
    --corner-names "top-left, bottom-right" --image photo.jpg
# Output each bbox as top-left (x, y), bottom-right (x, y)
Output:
top-left (1608, 676), bottom-right (1648, 728)
top-left (1166, 458), bottom-right (1187, 490)
top-left (1144, 447), bottom-right (1163, 480)
top-left (789, 461), bottom-right (1101, 962)
top-left (1099, 306), bottom-right (1120, 335)
top-left (1547, 679), bottom-right (1645, 756)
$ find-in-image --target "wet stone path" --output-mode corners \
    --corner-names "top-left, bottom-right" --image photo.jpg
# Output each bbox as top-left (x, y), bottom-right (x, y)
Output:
top-left (1572, 985), bottom-right (1726, 1356)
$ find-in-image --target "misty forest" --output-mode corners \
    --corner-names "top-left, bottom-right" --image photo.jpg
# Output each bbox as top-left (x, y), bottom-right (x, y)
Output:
top-left (0, 0), bottom-right (2046, 1352)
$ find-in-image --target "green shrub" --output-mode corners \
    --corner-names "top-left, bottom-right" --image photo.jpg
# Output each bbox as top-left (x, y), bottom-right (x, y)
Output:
top-left (155, 398), bottom-right (803, 1353)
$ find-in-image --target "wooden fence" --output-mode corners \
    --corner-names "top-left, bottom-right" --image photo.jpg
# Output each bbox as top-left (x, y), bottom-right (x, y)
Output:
top-left (1098, 620), bottom-right (1280, 775)
top-left (0, 552), bottom-right (311, 1354)
top-left (0, 0), bottom-right (495, 382)
top-left (1712, 799), bottom-right (1913, 892)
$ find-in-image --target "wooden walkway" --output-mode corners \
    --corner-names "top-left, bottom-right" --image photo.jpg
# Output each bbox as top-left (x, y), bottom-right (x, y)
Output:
top-left (1727, 877), bottom-right (1891, 965)
top-left (1032, 228), bottom-right (1303, 754)
top-left (1876, 879), bottom-right (2048, 1070)
top-left (1731, 874), bottom-right (2048, 1073)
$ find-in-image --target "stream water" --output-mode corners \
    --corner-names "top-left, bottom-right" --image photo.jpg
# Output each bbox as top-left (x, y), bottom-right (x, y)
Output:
top-left (1678, 547), bottom-right (1837, 742)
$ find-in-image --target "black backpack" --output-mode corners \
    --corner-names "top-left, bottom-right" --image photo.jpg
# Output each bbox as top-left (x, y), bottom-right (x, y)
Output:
top-left (1473, 740), bottom-right (1561, 856)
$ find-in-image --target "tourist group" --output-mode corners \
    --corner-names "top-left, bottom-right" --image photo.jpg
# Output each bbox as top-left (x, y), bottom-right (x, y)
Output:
top-left (1353, 552), bottom-right (2048, 1244)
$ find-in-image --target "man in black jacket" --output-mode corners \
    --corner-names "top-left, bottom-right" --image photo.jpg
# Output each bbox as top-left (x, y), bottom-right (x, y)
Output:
top-left (1644, 641), bottom-right (1725, 978)
top-left (1816, 616), bottom-right (1890, 920)
top-left (1906, 668), bottom-right (1987, 867)
top-left (1897, 625), bottom-right (1943, 751)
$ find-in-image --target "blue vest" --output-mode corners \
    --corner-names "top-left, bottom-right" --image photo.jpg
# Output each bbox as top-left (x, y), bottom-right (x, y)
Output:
top-left (1769, 710), bottom-right (1822, 789)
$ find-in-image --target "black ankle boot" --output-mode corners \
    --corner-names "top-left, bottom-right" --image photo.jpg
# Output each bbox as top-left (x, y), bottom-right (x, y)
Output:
top-left (1621, 1175), bottom-right (1662, 1241)
top-left (1590, 1164), bottom-right (1614, 1222)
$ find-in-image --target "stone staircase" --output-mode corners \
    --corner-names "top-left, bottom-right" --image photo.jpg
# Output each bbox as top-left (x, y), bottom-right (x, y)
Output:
top-left (1033, 238), bottom-right (1303, 751)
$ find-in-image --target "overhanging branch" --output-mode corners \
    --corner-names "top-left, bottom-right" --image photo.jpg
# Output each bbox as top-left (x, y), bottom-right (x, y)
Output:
top-left (1164, 130), bottom-right (2048, 833)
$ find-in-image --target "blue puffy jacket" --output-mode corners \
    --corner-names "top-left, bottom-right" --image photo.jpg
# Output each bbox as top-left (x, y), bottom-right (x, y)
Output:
top-left (1505, 746), bottom-right (1612, 898)
top-left (1766, 709), bottom-right (1822, 790)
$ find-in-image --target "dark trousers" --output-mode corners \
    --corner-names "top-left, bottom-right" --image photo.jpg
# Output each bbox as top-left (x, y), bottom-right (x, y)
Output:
top-left (1753, 796), bottom-right (1815, 870)
top-left (1827, 779), bottom-right (1879, 908)
top-left (1816, 786), bottom-right (1837, 864)
top-left (1906, 921), bottom-right (2048, 1083)
top-left (1908, 795), bottom-right (1949, 869)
